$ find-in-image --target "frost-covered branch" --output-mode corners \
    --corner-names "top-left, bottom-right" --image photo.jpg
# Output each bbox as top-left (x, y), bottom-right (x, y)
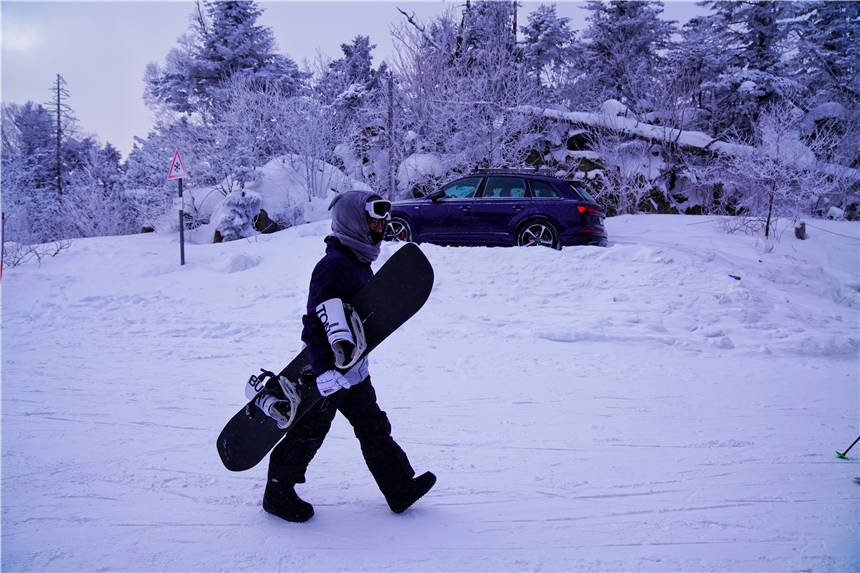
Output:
top-left (396, 7), bottom-right (442, 52)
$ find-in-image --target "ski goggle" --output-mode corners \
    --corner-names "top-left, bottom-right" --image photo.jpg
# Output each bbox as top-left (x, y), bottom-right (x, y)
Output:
top-left (365, 199), bottom-right (392, 221)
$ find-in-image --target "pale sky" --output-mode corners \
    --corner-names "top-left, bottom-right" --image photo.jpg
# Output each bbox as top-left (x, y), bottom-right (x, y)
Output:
top-left (1, 0), bottom-right (704, 159)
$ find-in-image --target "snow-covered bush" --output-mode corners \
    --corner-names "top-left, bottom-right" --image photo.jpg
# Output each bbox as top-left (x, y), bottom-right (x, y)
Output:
top-left (397, 153), bottom-right (446, 198)
top-left (211, 189), bottom-right (262, 243)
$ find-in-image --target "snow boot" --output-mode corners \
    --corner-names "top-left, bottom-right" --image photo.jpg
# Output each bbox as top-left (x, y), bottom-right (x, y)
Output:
top-left (386, 471), bottom-right (436, 514)
top-left (262, 479), bottom-right (314, 523)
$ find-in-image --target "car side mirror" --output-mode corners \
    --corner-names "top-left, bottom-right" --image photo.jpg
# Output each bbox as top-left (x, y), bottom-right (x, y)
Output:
top-left (428, 190), bottom-right (445, 202)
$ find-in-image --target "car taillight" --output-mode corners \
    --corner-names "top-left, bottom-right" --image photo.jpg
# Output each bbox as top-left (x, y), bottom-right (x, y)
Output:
top-left (577, 205), bottom-right (604, 225)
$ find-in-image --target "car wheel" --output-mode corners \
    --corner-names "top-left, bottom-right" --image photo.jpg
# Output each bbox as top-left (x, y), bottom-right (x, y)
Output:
top-left (385, 217), bottom-right (412, 242)
top-left (517, 219), bottom-right (559, 249)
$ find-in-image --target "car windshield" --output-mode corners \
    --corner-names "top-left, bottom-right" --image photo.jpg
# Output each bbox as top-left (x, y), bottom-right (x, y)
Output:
top-left (566, 182), bottom-right (597, 203)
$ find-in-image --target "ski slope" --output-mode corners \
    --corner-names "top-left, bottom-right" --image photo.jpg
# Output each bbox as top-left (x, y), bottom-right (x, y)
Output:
top-left (2, 214), bottom-right (858, 571)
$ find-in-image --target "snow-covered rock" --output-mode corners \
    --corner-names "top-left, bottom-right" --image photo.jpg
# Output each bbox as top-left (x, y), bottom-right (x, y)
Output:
top-left (600, 98), bottom-right (630, 117)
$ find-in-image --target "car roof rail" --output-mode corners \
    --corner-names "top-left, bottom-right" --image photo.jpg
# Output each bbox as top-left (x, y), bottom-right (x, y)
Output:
top-left (472, 167), bottom-right (558, 177)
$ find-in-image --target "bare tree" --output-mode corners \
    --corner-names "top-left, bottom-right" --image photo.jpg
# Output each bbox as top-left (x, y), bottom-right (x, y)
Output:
top-left (721, 103), bottom-right (823, 238)
top-left (275, 97), bottom-right (341, 201)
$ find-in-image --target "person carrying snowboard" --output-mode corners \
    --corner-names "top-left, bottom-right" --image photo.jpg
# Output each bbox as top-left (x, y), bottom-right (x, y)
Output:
top-left (255, 190), bottom-right (436, 522)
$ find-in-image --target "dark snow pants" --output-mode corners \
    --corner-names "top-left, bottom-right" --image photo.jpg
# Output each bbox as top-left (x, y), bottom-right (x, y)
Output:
top-left (267, 377), bottom-right (415, 496)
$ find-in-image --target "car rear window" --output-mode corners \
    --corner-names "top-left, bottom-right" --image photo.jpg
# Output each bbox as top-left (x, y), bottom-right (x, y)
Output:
top-left (531, 180), bottom-right (560, 198)
top-left (566, 182), bottom-right (597, 203)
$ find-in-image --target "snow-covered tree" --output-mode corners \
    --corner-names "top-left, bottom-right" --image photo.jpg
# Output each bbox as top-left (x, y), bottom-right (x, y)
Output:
top-left (664, 15), bottom-right (727, 127)
top-left (2, 102), bottom-right (54, 241)
top-left (576, 0), bottom-right (675, 114)
top-left (144, 0), bottom-right (306, 120)
top-left (709, 102), bottom-right (847, 237)
top-left (123, 137), bottom-right (175, 229)
top-left (392, 1), bottom-right (542, 182)
top-left (2, 95), bottom-right (131, 242)
top-left (698, 1), bottom-right (802, 139)
top-left (60, 139), bottom-right (137, 238)
top-left (315, 35), bottom-right (391, 190)
top-left (317, 35), bottom-right (381, 106)
top-left (45, 74), bottom-right (78, 197)
top-left (788, 1), bottom-right (860, 107)
top-left (211, 188), bottom-right (262, 242)
top-left (520, 4), bottom-right (578, 94)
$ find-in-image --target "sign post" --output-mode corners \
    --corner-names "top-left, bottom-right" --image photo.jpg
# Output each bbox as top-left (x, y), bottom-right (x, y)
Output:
top-left (167, 150), bottom-right (187, 265)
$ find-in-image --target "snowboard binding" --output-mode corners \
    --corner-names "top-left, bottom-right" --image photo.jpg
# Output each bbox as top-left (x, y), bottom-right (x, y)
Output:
top-left (332, 304), bottom-right (367, 370)
top-left (245, 368), bottom-right (302, 429)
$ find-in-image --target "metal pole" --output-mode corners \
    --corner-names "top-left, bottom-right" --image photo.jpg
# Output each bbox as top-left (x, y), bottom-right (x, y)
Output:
top-left (178, 178), bottom-right (185, 265)
top-left (1, 212), bottom-right (6, 281)
top-left (387, 72), bottom-right (394, 200)
top-left (837, 435), bottom-right (860, 459)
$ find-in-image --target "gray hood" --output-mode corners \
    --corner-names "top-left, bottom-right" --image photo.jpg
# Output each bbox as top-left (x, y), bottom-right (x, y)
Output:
top-left (329, 190), bottom-right (382, 263)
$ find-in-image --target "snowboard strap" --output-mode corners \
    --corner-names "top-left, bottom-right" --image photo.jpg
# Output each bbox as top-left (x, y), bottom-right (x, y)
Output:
top-left (337, 303), bottom-right (367, 370)
top-left (274, 376), bottom-right (302, 429)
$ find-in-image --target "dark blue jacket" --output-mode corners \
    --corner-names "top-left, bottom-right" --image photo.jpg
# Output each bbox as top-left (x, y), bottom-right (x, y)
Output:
top-left (301, 237), bottom-right (373, 375)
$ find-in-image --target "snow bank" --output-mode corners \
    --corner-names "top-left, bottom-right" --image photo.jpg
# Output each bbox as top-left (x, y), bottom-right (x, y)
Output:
top-left (2, 215), bottom-right (858, 571)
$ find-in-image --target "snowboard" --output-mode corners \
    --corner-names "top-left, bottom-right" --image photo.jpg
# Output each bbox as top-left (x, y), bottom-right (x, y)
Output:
top-left (217, 243), bottom-right (434, 472)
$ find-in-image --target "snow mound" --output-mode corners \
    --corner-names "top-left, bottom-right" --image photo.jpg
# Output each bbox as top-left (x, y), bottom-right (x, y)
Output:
top-left (219, 253), bottom-right (262, 274)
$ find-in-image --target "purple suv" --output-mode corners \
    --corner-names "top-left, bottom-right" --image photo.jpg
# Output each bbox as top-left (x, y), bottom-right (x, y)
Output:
top-left (384, 170), bottom-right (608, 248)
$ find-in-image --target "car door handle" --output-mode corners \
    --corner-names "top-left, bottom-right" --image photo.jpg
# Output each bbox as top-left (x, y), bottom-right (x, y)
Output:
top-left (459, 206), bottom-right (471, 211)
top-left (513, 205), bottom-right (524, 211)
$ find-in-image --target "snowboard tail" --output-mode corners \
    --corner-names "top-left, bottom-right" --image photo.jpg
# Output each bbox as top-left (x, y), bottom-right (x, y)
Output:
top-left (217, 243), bottom-right (434, 472)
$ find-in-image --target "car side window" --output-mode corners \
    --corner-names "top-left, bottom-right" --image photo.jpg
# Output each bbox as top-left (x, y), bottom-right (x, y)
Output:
top-left (441, 177), bottom-right (481, 199)
top-left (531, 180), bottom-right (560, 198)
top-left (483, 177), bottom-right (527, 198)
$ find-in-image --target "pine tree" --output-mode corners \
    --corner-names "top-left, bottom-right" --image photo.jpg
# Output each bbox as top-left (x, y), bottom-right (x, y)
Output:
top-left (315, 35), bottom-right (391, 187)
top-left (663, 15), bottom-right (727, 127)
top-left (144, 0), bottom-right (306, 119)
top-left (789, 1), bottom-right (860, 106)
top-left (460, 0), bottom-right (519, 63)
top-left (578, 0), bottom-right (676, 113)
top-left (45, 74), bottom-right (76, 198)
top-left (520, 3), bottom-right (577, 94)
top-left (317, 35), bottom-right (382, 107)
top-left (1, 102), bottom-right (55, 241)
top-left (699, 1), bottom-right (801, 139)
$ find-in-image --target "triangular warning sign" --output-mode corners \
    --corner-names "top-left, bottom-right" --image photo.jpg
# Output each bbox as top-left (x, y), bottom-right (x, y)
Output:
top-left (167, 150), bottom-right (187, 179)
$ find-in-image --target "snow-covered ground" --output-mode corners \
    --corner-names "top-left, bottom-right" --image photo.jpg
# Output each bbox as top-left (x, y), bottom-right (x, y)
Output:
top-left (2, 214), bottom-right (858, 572)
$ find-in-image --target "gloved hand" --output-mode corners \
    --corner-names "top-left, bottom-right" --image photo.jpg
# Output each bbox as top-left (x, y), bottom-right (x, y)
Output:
top-left (316, 369), bottom-right (350, 397)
